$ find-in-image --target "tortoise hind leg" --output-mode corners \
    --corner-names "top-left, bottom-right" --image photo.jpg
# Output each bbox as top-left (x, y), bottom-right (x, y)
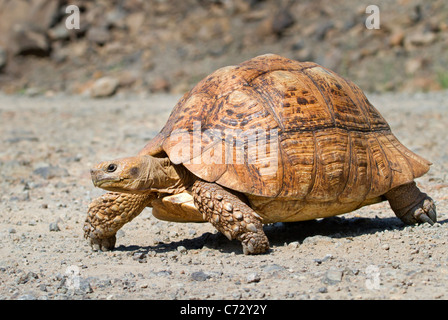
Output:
top-left (192, 180), bottom-right (269, 254)
top-left (385, 182), bottom-right (436, 225)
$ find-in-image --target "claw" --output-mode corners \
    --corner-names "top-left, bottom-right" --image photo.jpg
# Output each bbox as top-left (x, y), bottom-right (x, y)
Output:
top-left (427, 207), bottom-right (437, 223)
top-left (418, 213), bottom-right (435, 225)
top-left (89, 235), bottom-right (116, 251)
top-left (415, 199), bottom-right (437, 225)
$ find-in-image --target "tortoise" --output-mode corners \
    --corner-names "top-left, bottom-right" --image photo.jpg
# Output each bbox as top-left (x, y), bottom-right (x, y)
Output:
top-left (84, 54), bottom-right (436, 254)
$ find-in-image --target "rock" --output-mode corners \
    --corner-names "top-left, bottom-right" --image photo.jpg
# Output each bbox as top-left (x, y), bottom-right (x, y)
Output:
top-left (18, 294), bottom-right (37, 300)
top-left (318, 287), bottom-right (328, 293)
top-left (0, 0), bottom-right (60, 50)
top-left (49, 222), bottom-right (60, 232)
top-left (271, 9), bottom-right (294, 36)
top-left (33, 165), bottom-right (69, 179)
top-left (288, 241), bottom-right (300, 249)
top-left (302, 235), bottom-right (333, 245)
top-left (86, 27), bottom-right (111, 46)
top-left (90, 77), bottom-right (119, 98)
top-left (125, 12), bottom-right (146, 35)
top-left (313, 21), bottom-right (334, 41)
top-left (405, 32), bottom-right (436, 48)
top-left (150, 77), bottom-right (170, 93)
top-left (9, 24), bottom-right (50, 56)
top-left (246, 273), bottom-right (261, 283)
top-left (177, 246), bottom-right (187, 254)
top-left (190, 271), bottom-right (210, 281)
top-left (389, 31), bottom-right (405, 47)
top-left (261, 264), bottom-right (285, 274)
top-left (323, 269), bottom-right (343, 285)
top-left (314, 254), bottom-right (333, 265)
top-left (48, 24), bottom-right (71, 41)
top-left (405, 57), bottom-right (425, 74)
top-left (75, 278), bottom-right (93, 295)
top-left (17, 271), bottom-right (39, 285)
top-left (0, 46), bottom-right (6, 70)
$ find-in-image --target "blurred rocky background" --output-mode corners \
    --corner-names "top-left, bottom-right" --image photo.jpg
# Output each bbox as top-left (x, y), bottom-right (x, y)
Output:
top-left (0, 0), bottom-right (447, 97)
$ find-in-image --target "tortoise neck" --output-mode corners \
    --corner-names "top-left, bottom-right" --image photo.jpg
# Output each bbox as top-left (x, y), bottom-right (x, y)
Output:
top-left (147, 157), bottom-right (195, 194)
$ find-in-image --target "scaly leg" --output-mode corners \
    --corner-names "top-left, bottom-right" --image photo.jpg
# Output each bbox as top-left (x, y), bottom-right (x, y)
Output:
top-left (385, 181), bottom-right (436, 225)
top-left (84, 192), bottom-right (153, 251)
top-left (192, 180), bottom-right (269, 254)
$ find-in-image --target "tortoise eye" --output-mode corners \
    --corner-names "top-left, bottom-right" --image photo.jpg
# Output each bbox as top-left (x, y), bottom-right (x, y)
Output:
top-left (107, 164), bottom-right (117, 172)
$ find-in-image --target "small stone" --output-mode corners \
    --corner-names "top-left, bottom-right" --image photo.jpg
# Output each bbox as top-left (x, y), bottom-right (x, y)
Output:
top-left (18, 294), bottom-right (37, 300)
top-left (272, 9), bottom-right (295, 36)
top-left (90, 77), bottom-right (119, 98)
top-left (0, 46), bottom-right (6, 70)
top-left (190, 271), bottom-right (210, 281)
top-left (76, 278), bottom-right (93, 295)
top-left (10, 24), bottom-right (50, 56)
top-left (132, 252), bottom-right (146, 261)
top-left (49, 222), bottom-right (60, 232)
top-left (323, 269), bottom-right (343, 285)
top-left (33, 166), bottom-right (69, 179)
top-left (246, 273), bottom-right (261, 283)
top-left (381, 244), bottom-right (390, 250)
top-left (288, 241), bottom-right (300, 249)
top-left (318, 287), bottom-right (328, 293)
top-left (8, 228), bottom-right (16, 234)
top-left (177, 246), bottom-right (187, 254)
top-left (86, 27), bottom-right (111, 45)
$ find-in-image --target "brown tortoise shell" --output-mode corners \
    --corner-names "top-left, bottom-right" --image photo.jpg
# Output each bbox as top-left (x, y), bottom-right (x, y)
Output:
top-left (139, 54), bottom-right (431, 205)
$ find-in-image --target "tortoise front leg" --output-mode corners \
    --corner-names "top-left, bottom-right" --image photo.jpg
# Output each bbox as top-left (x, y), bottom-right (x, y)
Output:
top-left (84, 192), bottom-right (153, 251)
top-left (192, 180), bottom-right (269, 255)
top-left (385, 181), bottom-right (437, 225)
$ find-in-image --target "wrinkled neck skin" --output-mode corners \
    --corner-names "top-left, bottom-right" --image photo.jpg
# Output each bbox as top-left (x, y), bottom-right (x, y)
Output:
top-left (137, 156), bottom-right (194, 195)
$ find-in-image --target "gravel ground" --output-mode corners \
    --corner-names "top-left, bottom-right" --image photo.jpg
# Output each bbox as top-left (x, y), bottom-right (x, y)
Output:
top-left (0, 90), bottom-right (447, 301)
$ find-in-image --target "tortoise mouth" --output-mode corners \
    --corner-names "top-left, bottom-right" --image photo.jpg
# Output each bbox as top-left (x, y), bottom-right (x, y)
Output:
top-left (90, 168), bottom-right (126, 188)
top-left (93, 178), bottom-right (123, 188)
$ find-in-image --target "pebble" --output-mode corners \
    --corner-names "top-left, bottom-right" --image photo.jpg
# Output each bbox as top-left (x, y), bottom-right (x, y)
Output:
top-left (0, 46), bottom-right (6, 70)
top-left (323, 269), bottom-right (343, 285)
top-left (246, 273), bottom-right (261, 283)
top-left (318, 287), bottom-right (328, 293)
top-left (190, 271), bottom-right (210, 282)
top-left (90, 77), bottom-right (119, 98)
top-left (288, 241), bottom-right (300, 249)
top-left (49, 222), bottom-right (60, 232)
top-left (176, 246), bottom-right (187, 254)
top-left (33, 166), bottom-right (69, 180)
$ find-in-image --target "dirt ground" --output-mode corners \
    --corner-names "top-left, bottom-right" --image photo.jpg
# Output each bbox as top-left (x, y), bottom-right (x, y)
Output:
top-left (0, 90), bottom-right (447, 301)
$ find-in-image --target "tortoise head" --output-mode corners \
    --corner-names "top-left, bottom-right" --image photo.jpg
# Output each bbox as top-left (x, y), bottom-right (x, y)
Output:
top-left (90, 155), bottom-right (188, 194)
top-left (90, 155), bottom-right (154, 192)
